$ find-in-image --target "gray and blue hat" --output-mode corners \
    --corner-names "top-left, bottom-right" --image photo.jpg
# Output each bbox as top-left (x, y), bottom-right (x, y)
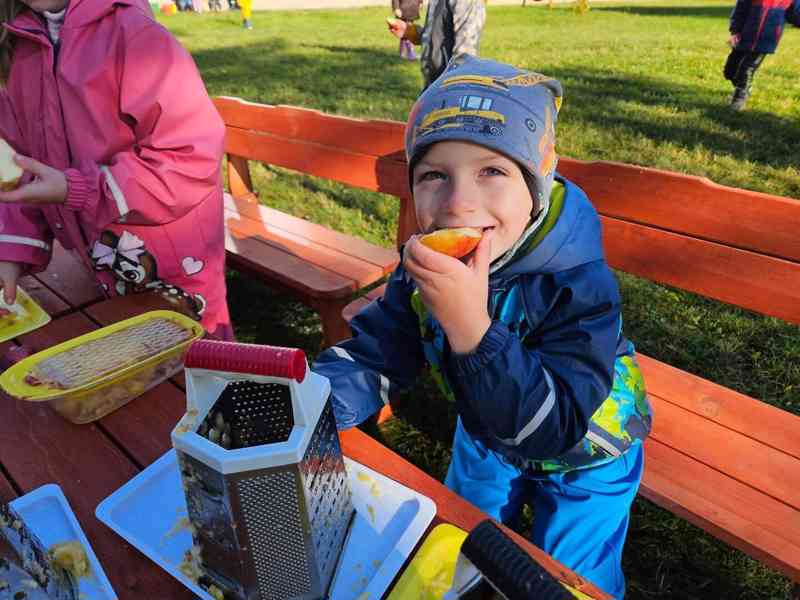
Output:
top-left (405, 55), bottom-right (563, 212)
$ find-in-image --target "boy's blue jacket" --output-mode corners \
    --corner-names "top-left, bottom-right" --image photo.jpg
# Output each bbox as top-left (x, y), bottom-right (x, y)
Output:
top-left (730, 0), bottom-right (800, 54)
top-left (313, 177), bottom-right (652, 472)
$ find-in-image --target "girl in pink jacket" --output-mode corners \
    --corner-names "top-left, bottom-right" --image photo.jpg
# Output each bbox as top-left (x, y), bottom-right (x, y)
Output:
top-left (0, 0), bottom-right (231, 339)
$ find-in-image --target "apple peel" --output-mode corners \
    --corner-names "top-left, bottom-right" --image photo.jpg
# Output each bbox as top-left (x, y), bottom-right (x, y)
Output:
top-left (419, 227), bottom-right (483, 258)
top-left (0, 138), bottom-right (22, 192)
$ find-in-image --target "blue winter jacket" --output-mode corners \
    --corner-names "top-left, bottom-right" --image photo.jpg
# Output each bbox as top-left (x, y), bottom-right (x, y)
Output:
top-left (730, 0), bottom-right (800, 54)
top-left (313, 177), bottom-right (651, 472)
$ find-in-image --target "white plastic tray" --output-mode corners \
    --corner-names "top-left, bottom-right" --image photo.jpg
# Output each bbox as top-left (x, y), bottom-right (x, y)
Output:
top-left (96, 449), bottom-right (436, 600)
top-left (9, 483), bottom-right (117, 600)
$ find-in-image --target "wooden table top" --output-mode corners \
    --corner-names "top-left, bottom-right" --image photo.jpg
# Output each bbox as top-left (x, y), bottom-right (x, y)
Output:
top-left (0, 244), bottom-right (610, 600)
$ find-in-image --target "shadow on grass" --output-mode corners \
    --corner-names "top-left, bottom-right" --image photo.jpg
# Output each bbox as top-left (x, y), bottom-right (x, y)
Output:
top-left (192, 39), bottom-right (798, 180)
top-left (592, 4), bottom-right (732, 18)
top-left (191, 40), bottom-right (418, 112)
top-left (546, 64), bottom-right (800, 174)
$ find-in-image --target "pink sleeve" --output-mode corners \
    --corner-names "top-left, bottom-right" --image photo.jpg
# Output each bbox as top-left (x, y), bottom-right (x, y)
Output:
top-left (64, 23), bottom-right (225, 229)
top-left (0, 93), bottom-right (52, 269)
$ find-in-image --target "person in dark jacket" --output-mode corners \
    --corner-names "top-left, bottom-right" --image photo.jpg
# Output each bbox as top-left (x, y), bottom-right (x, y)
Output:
top-left (388, 0), bottom-right (486, 89)
top-left (313, 56), bottom-right (652, 599)
top-left (724, 0), bottom-right (800, 109)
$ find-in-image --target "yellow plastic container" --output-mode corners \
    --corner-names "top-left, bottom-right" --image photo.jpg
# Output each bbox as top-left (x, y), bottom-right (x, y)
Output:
top-left (0, 310), bottom-right (204, 424)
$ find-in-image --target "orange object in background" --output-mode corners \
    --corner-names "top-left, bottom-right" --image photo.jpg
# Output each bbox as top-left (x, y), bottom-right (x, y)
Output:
top-left (160, 2), bottom-right (177, 15)
top-left (419, 227), bottom-right (482, 258)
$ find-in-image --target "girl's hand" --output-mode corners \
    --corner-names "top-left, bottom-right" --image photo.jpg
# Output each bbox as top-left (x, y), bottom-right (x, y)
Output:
top-left (403, 229), bottom-right (494, 354)
top-left (0, 155), bottom-right (67, 205)
top-left (0, 261), bottom-right (22, 305)
top-left (728, 33), bottom-right (741, 48)
top-left (387, 17), bottom-right (408, 39)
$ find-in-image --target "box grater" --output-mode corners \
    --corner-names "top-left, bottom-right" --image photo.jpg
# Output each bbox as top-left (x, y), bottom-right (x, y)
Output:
top-left (0, 500), bottom-right (78, 600)
top-left (171, 340), bottom-right (354, 600)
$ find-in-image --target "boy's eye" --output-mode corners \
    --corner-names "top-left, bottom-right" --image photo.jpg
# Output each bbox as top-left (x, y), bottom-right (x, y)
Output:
top-left (416, 170), bottom-right (446, 183)
top-left (481, 166), bottom-right (507, 177)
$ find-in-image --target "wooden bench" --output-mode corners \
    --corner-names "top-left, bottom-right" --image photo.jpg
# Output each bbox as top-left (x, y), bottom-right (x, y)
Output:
top-left (291, 112), bottom-right (799, 594)
top-left (212, 97), bottom-right (403, 347)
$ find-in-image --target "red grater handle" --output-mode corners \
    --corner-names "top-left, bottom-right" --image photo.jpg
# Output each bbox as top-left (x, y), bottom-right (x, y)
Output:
top-left (184, 340), bottom-right (307, 382)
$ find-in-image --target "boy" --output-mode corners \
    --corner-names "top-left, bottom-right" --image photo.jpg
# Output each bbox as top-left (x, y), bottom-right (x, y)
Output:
top-left (313, 56), bottom-right (651, 598)
top-left (724, 0), bottom-right (800, 110)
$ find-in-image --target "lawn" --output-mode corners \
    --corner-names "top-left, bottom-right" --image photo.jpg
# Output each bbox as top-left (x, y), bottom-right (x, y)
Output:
top-left (160, 3), bottom-right (799, 598)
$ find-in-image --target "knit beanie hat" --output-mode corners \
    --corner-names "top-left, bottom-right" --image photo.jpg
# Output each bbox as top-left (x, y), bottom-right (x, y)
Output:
top-left (405, 55), bottom-right (563, 270)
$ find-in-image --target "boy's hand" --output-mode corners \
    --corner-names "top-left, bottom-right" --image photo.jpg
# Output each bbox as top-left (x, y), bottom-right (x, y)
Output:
top-left (0, 261), bottom-right (22, 305)
top-left (387, 16), bottom-right (408, 39)
top-left (403, 230), bottom-right (493, 354)
top-left (728, 33), bottom-right (741, 48)
top-left (0, 155), bottom-right (68, 205)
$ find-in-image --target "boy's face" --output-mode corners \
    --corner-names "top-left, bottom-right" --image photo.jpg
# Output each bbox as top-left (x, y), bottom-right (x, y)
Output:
top-left (20, 0), bottom-right (68, 12)
top-left (412, 141), bottom-right (534, 263)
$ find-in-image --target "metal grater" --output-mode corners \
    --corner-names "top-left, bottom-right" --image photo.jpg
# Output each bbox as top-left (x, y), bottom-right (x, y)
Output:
top-left (30, 318), bottom-right (192, 389)
top-left (171, 341), bottom-right (354, 600)
top-left (0, 501), bottom-right (78, 600)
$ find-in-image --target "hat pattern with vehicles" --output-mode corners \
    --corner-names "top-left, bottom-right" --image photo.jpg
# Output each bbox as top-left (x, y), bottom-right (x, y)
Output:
top-left (405, 55), bottom-right (563, 205)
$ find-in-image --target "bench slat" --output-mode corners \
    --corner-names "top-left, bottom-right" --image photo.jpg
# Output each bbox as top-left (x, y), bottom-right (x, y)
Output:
top-left (224, 127), bottom-right (409, 199)
top-left (639, 354), bottom-right (800, 461)
top-left (648, 393), bottom-right (800, 512)
top-left (559, 159), bottom-right (800, 263)
top-left (224, 193), bottom-right (399, 269)
top-left (226, 208), bottom-right (391, 289)
top-left (224, 228), bottom-right (356, 298)
top-left (602, 215), bottom-right (800, 324)
top-left (214, 97), bottom-right (407, 157)
top-left (642, 438), bottom-right (800, 580)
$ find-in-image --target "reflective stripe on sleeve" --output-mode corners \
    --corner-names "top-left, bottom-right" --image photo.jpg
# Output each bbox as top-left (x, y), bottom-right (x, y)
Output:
top-left (100, 165), bottom-right (129, 219)
top-left (331, 346), bottom-right (354, 361)
top-left (379, 374), bottom-right (390, 405)
top-left (496, 367), bottom-right (556, 446)
top-left (586, 430), bottom-right (622, 457)
top-left (0, 234), bottom-right (50, 250)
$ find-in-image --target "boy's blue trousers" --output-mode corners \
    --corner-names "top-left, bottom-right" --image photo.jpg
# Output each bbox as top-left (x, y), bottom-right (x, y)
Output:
top-left (445, 418), bottom-right (644, 600)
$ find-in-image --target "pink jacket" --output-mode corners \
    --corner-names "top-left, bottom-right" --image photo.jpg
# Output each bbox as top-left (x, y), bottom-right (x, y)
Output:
top-left (0, 0), bottom-right (230, 334)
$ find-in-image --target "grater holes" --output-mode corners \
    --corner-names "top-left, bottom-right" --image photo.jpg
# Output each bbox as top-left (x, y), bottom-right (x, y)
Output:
top-left (238, 471), bottom-right (311, 598)
top-left (300, 401), bottom-right (354, 584)
top-left (199, 381), bottom-right (294, 449)
top-left (29, 318), bottom-right (191, 390)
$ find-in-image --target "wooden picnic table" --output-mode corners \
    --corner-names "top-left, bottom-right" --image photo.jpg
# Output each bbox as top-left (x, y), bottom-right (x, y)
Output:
top-left (0, 243), bottom-right (611, 600)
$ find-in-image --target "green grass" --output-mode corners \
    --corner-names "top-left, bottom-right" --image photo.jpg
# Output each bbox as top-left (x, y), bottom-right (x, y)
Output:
top-left (161, 3), bottom-right (799, 598)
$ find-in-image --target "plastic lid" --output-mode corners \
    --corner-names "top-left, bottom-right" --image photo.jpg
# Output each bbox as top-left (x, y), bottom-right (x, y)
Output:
top-left (184, 340), bottom-right (307, 382)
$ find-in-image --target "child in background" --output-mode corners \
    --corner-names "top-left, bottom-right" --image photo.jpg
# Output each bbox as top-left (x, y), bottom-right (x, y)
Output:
top-left (240, 0), bottom-right (253, 29)
top-left (724, 0), bottom-right (800, 110)
top-left (388, 0), bottom-right (486, 89)
top-left (392, 0), bottom-right (422, 60)
top-left (0, 0), bottom-right (232, 340)
top-left (313, 55), bottom-right (652, 598)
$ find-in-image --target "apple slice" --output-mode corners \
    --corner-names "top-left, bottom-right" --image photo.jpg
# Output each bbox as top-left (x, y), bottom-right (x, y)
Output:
top-left (419, 227), bottom-right (483, 258)
top-left (0, 138), bottom-right (22, 192)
